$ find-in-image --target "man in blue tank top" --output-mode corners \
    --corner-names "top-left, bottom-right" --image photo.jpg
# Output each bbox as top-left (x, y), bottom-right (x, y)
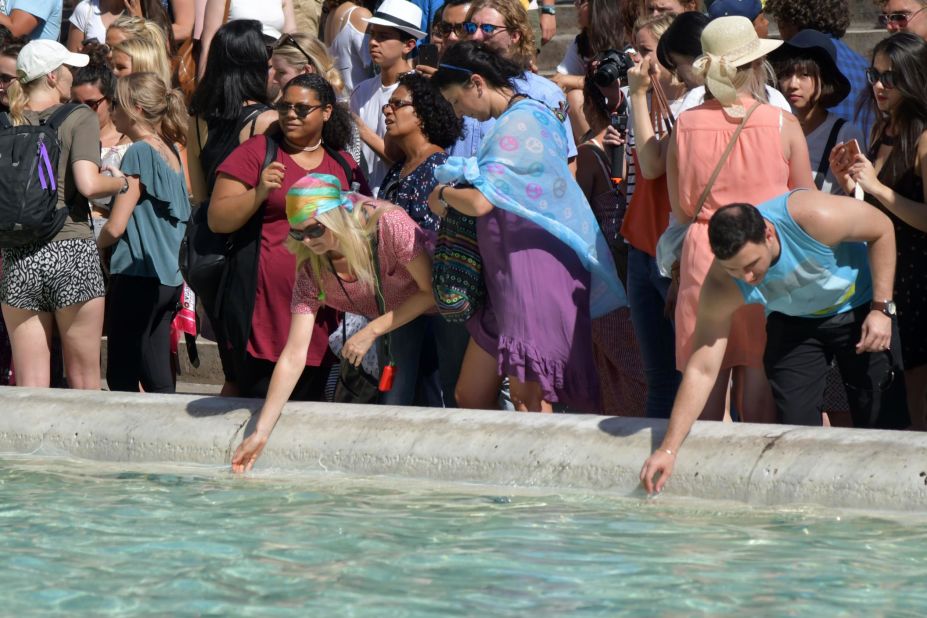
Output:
top-left (641, 189), bottom-right (910, 494)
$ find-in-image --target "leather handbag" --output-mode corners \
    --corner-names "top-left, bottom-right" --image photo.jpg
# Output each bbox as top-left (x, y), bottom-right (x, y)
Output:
top-left (655, 101), bottom-right (761, 278)
top-left (432, 206), bottom-right (485, 322)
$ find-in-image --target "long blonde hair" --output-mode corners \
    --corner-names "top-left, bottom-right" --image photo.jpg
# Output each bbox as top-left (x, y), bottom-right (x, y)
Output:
top-left (112, 37), bottom-right (172, 89)
top-left (273, 33), bottom-right (345, 95)
top-left (115, 72), bottom-right (189, 146)
top-left (109, 15), bottom-right (170, 54)
top-left (6, 66), bottom-right (67, 126)
top-left (287, 199), bottom-right (395, 299)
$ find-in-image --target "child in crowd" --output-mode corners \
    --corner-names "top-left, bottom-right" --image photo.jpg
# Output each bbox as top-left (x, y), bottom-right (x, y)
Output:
top-left (349, 0), bottom-right (425, 196)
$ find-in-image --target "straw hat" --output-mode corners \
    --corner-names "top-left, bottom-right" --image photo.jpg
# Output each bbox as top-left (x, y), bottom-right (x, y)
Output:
top-left (694, 16), bottom-right (782, 116)
top-left (364, 0), bottom-right (427, 40)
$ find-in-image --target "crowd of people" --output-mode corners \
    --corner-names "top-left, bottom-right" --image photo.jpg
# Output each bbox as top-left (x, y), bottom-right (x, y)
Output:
top-left (0, 0), bottom-right (923, 480)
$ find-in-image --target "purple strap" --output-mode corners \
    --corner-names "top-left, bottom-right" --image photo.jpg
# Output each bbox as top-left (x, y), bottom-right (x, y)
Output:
top-left (37, 142), bottom-right (56, 192)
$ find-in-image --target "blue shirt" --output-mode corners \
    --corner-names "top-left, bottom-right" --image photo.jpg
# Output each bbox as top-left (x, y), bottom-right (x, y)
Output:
top-left (449, 72), bottom-right (578, 159)
top-left (112, 142), bottom-right (190, 287)
top-left (1, 0), bottom-right (61, 40)
top-left (830, 37), bottom-right (873, 145)
top-left (734, 190), bottom-right (872, 318)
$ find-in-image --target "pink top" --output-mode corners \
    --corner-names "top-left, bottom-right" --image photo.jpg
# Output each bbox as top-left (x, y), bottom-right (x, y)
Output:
top-left (291, 208), bottom-right (430, 318)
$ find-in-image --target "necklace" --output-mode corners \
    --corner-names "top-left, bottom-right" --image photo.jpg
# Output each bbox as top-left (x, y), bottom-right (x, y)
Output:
top-left (285, 137), bottom-right (323, 152)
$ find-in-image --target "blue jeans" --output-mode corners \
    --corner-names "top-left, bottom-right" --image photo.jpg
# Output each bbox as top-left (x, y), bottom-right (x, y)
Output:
top-left (627, 247), bottom-right (681, 418)
top-left (377, 315), bottom-right (469, 407)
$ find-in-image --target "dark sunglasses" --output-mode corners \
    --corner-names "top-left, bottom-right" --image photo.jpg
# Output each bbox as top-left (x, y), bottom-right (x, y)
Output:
top-left (878, 6), bottom-right (926, 27)
top-left (866, 67), bottom-right (897, 89)
top-left (274, 33), bottom-right (312, 64)
top-left (436, 21), bottom-right (468, 37)
top-left (462, 22), bottom-right (510, 36)
top-left (382, 98), bottom-right (415, 113)
top-left (0, 73), bottom-right (16, 85)
top-left (289, 223), bottom-right (327, 241)
top-left (275, 102), bottom-right (323, 119)
top-left (74, 96), bottom-right (107, 110)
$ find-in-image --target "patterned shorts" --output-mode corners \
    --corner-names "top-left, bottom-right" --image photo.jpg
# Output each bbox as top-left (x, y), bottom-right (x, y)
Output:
top-left (1, 238), bottom-right (105, 312)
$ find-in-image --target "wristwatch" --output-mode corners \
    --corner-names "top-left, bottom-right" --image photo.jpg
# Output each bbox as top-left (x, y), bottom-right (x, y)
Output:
top-left (118, 176), bottom-right (130, 194)
top-left (871, 299), bottom-right (897, 317)
top-left (438, 184), bottom-right (451, 216)
top-left (540, 5), bottom-right (556, 15)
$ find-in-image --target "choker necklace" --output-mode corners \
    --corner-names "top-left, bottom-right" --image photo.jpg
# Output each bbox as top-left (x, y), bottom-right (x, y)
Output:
top-left (285, 137), bottom-right (323, 152)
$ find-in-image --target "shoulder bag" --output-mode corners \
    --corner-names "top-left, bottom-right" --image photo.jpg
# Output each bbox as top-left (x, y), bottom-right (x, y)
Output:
top-left (655, 101), bottom-right (761, 278)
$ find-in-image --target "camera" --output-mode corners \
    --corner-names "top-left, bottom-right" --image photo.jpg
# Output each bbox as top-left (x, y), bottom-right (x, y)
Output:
top-left (593, 48), bottom-right (635, 87)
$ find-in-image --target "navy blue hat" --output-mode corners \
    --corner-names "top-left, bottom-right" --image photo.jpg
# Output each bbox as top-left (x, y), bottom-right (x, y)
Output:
top-left (768, 29), bottom-right (852, 106)
top-left (708, 0), bottom-right (763, 21)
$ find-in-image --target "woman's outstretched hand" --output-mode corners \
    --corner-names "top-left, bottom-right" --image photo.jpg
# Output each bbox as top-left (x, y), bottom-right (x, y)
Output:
top-left (231, 431), bottom-right (269, 473)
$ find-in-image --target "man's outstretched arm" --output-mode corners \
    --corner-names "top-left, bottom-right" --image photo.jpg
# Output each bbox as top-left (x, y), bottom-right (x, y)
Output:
top-left (640, 265), bottom-right (744, 494)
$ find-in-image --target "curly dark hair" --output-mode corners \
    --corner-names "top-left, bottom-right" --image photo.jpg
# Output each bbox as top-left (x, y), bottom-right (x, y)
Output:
top-left (397, 72), bottom-right (462, 149)
top-left (763, 0), bottom-right (851, 38)
top-left (282, 73), bottom-right (353, 151)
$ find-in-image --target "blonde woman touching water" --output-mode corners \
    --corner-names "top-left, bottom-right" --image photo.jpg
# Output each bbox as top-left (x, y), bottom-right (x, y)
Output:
top-left (232, 174), bottom-right (437, 472)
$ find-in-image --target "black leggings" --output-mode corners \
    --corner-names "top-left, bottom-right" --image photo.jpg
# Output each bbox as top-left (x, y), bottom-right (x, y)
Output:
top-left (106, 275), bottom-right (182, 393)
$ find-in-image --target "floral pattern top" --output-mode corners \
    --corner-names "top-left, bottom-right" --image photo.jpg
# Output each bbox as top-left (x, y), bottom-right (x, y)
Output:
top-left (379, 151), bottom-right (448, 234)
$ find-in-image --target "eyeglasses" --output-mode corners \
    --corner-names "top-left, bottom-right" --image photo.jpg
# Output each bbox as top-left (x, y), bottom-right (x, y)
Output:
top-left (436, 21), bottom-right (468, 37)
top-left (289, 223), bottom-right (327, 241)
top-left (878, 6), bottom-right (927, 28)
top-left (866, 67), bottom-right (897, 89)
top-left (274, 102), bottom-right (323, 119)
top-left (274, 33), bottom-right (313, 64)
top-left (73, 97), bottom-right (107, 110)
top-left (0, 73), bottom-right (16, 85)
top-left (382, 98), bottom-right (415, 113)
top-left (462, 22), bottom-right (511, 36)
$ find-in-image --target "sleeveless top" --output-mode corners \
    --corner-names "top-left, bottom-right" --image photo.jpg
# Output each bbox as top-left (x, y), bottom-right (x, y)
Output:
top-left (734, 190), bottom-right (872, 317)
top-left (330, 6), bottom-right (371, 96)
top-left (199, 103), bottom-right (269, 197)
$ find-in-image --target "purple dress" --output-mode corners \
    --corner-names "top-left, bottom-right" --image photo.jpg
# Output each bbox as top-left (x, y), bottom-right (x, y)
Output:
top-left (467, 207), bottom-right (601, 411)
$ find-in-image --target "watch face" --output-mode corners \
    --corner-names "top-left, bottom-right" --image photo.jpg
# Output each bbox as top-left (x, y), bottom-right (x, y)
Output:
top-left (887, 301), bottom-right (897, 315)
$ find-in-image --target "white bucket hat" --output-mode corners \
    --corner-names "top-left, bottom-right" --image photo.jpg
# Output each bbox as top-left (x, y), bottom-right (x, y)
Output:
top-left (17, 39), bottom-right (89, 84)
top-left (694, 16), bottom-right (782, 116)
top-left (364, 0), bottom-right (427, 40)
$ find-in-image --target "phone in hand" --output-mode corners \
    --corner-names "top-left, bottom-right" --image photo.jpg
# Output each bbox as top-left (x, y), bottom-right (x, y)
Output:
top-left (417, 43), bottom-right (439, 68)
top-left (845, 138), bottom-right (861, 158)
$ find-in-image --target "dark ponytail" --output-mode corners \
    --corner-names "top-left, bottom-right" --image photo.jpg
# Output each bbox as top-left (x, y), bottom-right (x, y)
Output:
top-left (282, 73), bottom-right (351, 151)
top-left (432, 41), bottom-right (524, 90)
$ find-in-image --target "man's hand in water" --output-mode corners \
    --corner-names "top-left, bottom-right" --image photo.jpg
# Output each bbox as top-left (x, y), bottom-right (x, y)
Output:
top-left (640, 449), bottom-right (676, 495)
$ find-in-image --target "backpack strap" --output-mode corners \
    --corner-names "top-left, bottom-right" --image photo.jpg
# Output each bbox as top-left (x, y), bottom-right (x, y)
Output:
top-left (323, 144), bottom-right (356, 189)
top-left (262, 132), bottom-right (279, 170)
top-left (43, 103), bottom-right (82, 131)
top-left (815, 118), bottom-right (846, 190)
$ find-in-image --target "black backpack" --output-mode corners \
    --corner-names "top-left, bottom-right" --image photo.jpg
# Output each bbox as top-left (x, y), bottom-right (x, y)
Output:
top-left (0, 104), bottom-right (79, 248)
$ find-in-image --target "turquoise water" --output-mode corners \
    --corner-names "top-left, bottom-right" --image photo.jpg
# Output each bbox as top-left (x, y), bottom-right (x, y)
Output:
top-left (1, 457), bottom-right (926, 617)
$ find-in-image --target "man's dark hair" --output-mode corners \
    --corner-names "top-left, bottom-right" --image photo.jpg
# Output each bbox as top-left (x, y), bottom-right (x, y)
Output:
top-left (763, 0), bottom-right (850, 38)
top-left (708, 204), bottom-right (767, 260)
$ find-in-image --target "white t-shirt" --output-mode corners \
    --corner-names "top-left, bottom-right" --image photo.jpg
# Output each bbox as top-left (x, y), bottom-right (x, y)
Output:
top-left (678, 85), bottom-right (792, 114)
top-left (350, 76), bottom-right (398, 197)
top-left (69, 0), bottom-right (108, 43)
top-left (806, 113), bottom-right (865, 195)
top-left (557, 39), bottom-right (586, 76)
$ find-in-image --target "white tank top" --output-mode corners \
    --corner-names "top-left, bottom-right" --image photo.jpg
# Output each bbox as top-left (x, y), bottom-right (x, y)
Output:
top-left (228, 0), bottom-right (285, 39)
top-left (329, 6), bottom-right (372, 96)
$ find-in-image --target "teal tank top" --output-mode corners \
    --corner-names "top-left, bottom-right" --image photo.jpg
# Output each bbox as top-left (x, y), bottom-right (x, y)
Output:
top-left (734, 190), bottom-right (872, 317)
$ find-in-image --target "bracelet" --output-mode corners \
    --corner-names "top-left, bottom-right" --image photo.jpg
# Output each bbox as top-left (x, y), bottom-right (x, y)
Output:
top-left (659, 448), bottom-right (675, 457)
top-left (540, 5), bottom-right (556, 15)
top-left (438, 184), bottom-right (451, 216)
top-left (118, 176), bottom-right (130, 194)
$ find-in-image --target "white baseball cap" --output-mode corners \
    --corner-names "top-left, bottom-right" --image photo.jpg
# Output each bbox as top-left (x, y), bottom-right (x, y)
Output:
top-left (16, 40), bottom-right (90, 84)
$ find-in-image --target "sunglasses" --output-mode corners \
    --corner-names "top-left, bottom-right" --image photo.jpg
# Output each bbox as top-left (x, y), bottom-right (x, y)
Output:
top-left (866, 67), bottom-right (897, 89)
top-left (0, 73), bottom-right (16, 85)
top-left (436, 21), bottom-right (468, 37)
top-left (73, 96), bottom-right (107, 110)
top-left (382, 98), bottom-right (415, 113)
top-left (878, 6), bottom-right (927, 28)
top-left (289, 223), bottom-right (327, 241)
top-left (462, 22), bottom-right (511, 36)
top-left (274, 33), bottom-right (313, 64)
top-left (275, 102), bottom-right (323, 119)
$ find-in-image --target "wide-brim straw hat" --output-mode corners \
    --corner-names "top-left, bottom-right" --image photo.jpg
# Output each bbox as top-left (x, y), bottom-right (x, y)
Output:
top-left (695, 16), bottom-right (783, 116)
